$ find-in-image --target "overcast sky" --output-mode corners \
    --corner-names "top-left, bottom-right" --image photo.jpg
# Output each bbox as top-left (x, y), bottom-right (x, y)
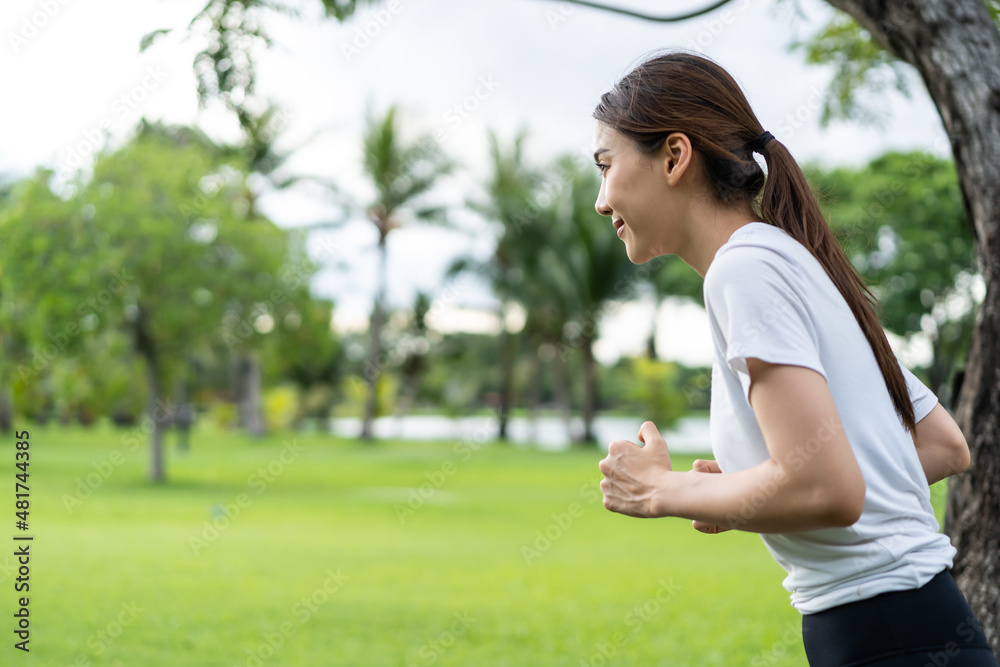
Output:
top-left (1, 0), bottom-right (948, 365)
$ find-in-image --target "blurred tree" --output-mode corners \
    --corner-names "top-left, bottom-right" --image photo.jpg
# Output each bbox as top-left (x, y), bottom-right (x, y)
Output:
top-left (394, 291), bottom-right (432, 420)
top-left (0, 126), bottom-right (307, 482)
top-left (261, 296), bottom-right (341, 429)
top-left (357, 104), bottom-right (451, 441)
top-left (549, 154), bottom-right (639, 444)
top-left (623, 357), bottom-right (688, 429)
top-left (453, 128), bottom-right (551, 440)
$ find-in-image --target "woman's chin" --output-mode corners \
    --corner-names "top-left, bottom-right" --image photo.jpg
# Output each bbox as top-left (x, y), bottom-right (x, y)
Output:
top-left (624, 243), bottom-right (650, 265)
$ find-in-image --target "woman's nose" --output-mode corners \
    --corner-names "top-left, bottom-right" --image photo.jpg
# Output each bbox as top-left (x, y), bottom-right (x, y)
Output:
top-left (595, 182), bottom-right (611, 216)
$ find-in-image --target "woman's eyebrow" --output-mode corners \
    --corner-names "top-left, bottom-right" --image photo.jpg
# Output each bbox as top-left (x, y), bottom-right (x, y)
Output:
top-left (593, 147), bottom-right (610, 161)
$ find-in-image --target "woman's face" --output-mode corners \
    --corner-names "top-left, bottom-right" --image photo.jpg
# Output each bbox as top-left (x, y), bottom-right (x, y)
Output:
top-left (592, 123), bottom-right (690, 265)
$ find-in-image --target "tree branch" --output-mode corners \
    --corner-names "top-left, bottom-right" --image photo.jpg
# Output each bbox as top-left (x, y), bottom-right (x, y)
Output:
top-left (537, 0), bottom-right (735, 23)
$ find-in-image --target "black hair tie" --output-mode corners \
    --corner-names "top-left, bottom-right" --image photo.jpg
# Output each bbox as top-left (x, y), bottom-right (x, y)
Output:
top-left (748, 130), bottom-right (774, 154)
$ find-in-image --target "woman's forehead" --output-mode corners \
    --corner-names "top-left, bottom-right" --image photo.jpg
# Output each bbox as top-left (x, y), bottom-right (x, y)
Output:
top-left (591, 123), bottom-right (621, 154)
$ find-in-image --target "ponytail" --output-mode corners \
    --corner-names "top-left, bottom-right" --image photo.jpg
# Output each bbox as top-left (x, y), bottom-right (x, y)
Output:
top-left (594, 50), bottom-right (916, 434)
top-left (756, 140), bottom-right (916, 434)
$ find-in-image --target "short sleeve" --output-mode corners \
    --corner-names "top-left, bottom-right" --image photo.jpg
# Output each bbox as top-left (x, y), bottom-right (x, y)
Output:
top-left (899, 364), bottom-right (939, 422)
top-left (704, 246), bottom-right (826, 403)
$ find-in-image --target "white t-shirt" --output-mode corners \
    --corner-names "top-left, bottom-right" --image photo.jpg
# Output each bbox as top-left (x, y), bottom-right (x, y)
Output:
top-left (703, 222), bottom-right (956, 614)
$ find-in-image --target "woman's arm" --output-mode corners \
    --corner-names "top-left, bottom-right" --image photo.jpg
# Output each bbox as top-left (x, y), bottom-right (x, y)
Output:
top-left (599, 358), bottom-right (866, 533)
top-left (912, 403), bottom-right (970, 485)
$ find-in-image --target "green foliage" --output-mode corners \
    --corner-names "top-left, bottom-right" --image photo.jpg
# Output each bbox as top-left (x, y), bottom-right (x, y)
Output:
top-left (207, 400), bottom-right (238, 430)
top-left (336, 373), bottom-right (398, 418)
top-left (362, 105), bottom-right (453, 233)
top-left (416, 333), bottom-right (503, 414)
top-left (263, 384), bottom-right (301, 431)
top-left (623, 358), bottom-right (689, 428)
top-left (261, 297), bottom-right (341, 389)
top-left (0, 124), bottom-right (331, 482)
top-left (809, 152), bottom-right (973, 332)
top-left (792, 3), bottom-right (1000, 126)
top-left (792, 12), bottom-right (912, 126)
top-left (989, 0), bottom-right (1000, 21)
top-left (603, 359), bottom-right (709, 421)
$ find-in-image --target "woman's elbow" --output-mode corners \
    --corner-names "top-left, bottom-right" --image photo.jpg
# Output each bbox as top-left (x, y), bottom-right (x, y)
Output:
top-left (809, 477), bottom-right (866, 528)
top-left (826, 486), bottom-right (865, 527)
top-left (949, 435), bottom-right (971, 476)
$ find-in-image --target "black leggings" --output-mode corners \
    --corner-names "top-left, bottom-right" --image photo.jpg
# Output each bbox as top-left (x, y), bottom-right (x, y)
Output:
top-left (801, 569), bottom-right (998, 667)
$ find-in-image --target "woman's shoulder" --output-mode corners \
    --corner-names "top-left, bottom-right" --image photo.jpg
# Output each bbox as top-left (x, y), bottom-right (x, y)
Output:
top-left (707, 226), bottom-right (803, 284)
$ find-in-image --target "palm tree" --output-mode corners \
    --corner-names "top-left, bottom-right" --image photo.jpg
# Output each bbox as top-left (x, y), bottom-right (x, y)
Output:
top-left (451, 128), bottom-right (551, 440)
top-left (547, 155), bottom-right (638, 444)
top-left (359, 105), bottom-right (451, 440)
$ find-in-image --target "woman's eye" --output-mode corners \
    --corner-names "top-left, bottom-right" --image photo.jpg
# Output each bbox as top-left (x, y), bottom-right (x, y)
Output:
top-left (595, 163), bottom-right (608, 174)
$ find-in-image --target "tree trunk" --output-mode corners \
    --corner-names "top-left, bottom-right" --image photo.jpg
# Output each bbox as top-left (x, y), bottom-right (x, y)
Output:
top-left (362, 236), bottom-right (388, 441)
top-left (174, 373), bottom-right (194, 452)
top-left (647, 298), bottom-right (660, 360)
top-left (826, 0), bottom-right (1000, 653)
top-left (145, 356), bottom-right (166, 483)
top-left (578, 335), bottom-right (598, 445)
top-left (240, 354), bottom-right (264, 437)
top-left (527, 341), bottom-right (543, 444)
top-left (133, 306), bottom-right (168, 483)
top-left (0, 387), bottom-right (11, 433)
top-left (552, 345), bottom-right (575, 442)
top-left (497, 323), bottom-right (513, 441)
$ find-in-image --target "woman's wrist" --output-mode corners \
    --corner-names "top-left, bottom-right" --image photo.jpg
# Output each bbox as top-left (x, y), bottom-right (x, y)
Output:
top-left (651, 469), bottom-right (685, 518)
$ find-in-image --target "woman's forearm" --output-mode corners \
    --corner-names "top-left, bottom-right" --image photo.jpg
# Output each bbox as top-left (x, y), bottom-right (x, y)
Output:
top-left (656, 458), bottom-right (861, 534)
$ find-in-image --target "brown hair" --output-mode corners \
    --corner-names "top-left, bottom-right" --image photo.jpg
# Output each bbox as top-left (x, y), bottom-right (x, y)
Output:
top-left (593, 51), bottom-right (915, 433)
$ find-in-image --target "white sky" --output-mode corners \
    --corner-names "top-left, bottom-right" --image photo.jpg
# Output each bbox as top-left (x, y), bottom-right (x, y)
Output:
top-left (0, 0), bottom-right (949, 366)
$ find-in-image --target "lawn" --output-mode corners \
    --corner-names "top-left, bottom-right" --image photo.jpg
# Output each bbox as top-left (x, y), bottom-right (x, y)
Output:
top-left (9, 420), bottom-right (944, 666)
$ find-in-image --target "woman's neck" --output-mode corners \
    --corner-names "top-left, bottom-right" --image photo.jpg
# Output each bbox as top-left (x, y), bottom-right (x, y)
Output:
top-left (682, 203), bottom-right (758, 278)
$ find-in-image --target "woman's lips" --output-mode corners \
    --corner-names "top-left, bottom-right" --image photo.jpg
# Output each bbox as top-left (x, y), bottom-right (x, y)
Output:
top-left (613, 219), bottom-right (625, 238)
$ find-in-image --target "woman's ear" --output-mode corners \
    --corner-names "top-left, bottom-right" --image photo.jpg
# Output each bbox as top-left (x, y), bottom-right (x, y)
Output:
top-left (661, 132), bottom-right (693, 186)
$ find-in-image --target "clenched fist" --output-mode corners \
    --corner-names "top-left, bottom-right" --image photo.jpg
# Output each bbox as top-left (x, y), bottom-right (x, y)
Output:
top-left (598, 421), bottom-right (673, 518)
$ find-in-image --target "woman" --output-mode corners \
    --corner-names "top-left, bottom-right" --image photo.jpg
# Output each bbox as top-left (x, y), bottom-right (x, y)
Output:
top-left (593, 51), bottom-right (998, 667)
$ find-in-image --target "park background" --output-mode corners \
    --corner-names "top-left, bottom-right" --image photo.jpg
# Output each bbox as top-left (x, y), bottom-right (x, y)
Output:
top-left (0, 0), bottom-right (992, 665)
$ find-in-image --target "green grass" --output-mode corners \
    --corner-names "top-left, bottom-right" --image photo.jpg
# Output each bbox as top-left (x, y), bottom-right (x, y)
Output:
top-left (8, 421), bottom-right (941, 666)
